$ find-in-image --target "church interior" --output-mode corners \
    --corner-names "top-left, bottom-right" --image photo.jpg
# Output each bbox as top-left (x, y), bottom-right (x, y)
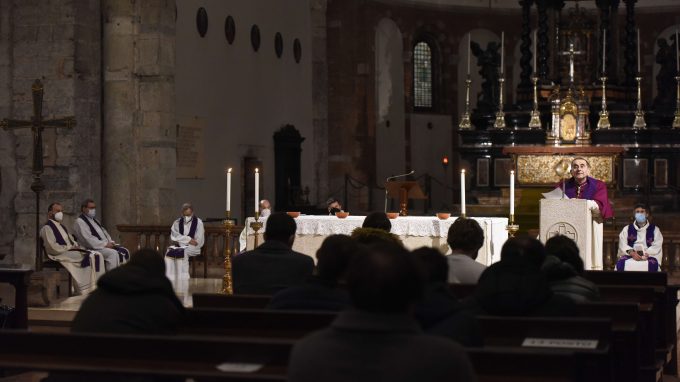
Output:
top-left (2, 0), bottom-right (680, 381)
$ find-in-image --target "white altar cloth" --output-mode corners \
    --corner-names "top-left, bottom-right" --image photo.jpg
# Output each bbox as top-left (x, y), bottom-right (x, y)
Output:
top-left (240, 215), bottom-right (508, 266)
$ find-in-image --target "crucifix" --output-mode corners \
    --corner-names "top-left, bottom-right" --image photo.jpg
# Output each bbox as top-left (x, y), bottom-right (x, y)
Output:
top-left (1, 79), bottom-right (75, 269)
top-left (558, 41), bottom-right (585, 85)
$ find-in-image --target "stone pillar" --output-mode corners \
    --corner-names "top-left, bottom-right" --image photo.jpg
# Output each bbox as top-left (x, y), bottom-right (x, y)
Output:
top-left (2, 0), bottom-right (102, 266)
top-left (537, 0), bottom-right (550, 82)
top-left (310, 0), bottom-right (329, 206)
top-left (102, 0), bottom-right (176, 233)
top-left (623, 0), bottom-right (637, 87)
top-left (519, 0), bottom-right (533, 88)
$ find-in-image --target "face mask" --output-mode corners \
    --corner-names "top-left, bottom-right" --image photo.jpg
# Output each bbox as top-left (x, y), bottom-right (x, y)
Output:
top-left (635, 213), bottom-right (646, 224)
top-left (184, 216), bottom-right (192, 223)
top-left (87, 209), bottom-right (96, 218)
top-left (54, 212), bottom-right (64, 222)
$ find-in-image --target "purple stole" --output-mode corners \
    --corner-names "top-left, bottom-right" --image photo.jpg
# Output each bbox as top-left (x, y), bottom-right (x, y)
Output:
top-left (616, 223), bottom-right (659, 272)
top-left (562, 176), bottom-right (598, 200)
top-left (166, 217), bottom-right (198, 259)
top-left (45, 220), bottom-right (100, 271)
top-left (78, 215), bottom-right (129, 262)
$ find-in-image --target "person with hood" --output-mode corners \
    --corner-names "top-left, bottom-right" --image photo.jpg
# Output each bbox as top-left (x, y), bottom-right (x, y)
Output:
top-left (71, 249), bottom-right (185, 334)
top-left (542, 235), bottom-right (599, 302)
top-left (472, 237), bottom-right (575, 317)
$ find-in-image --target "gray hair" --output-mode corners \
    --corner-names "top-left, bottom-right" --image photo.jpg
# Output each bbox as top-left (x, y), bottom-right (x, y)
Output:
top-left (181, 202), bottom-right (193, 211)
top-left (81, 198), bottom-right (95, 209)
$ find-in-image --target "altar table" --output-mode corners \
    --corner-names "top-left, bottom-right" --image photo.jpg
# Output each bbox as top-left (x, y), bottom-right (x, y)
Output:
top-left (240, 215), bottom-right (508, 266)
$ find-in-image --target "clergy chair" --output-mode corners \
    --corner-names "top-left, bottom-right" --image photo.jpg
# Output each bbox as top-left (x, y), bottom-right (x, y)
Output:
top-left (189, 246), bottom-right (208, 278)
top-left (38, 238), bottom-right (74, 297)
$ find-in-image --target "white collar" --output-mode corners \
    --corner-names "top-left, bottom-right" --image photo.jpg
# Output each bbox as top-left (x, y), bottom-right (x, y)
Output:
top-left (634, 221), bottom-right (649, 230)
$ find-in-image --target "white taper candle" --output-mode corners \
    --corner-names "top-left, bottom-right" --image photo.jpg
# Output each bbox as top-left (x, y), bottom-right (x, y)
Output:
top-left (510, 170), bottom-right (515, 216)
top-left (500, 31), bottom-right (504, 75)
top-left (460, 169), bottom-right (466, 216)
top-left (255, 168), bottom-right (260, 214)
top-left (226, 168), bottom-right (232, 212)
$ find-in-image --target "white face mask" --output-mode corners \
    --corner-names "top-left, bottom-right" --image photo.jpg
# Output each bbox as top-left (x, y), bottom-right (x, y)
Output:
top-left (87, 209), bottom-right (96, 218)
top-left (184, 215), bottom-right (192, 223)
top-left (54, 212), bottom-right (64, 222)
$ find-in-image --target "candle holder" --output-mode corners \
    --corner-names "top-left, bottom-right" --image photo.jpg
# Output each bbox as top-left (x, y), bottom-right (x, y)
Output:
top-left (249, 211), bottom-right (264, 248)
top-left (596, 76), bottom-right (611, 130)
top-left (673, 76), bottom-right (680, 129)
top-left (632, 75), bottom-right (647, 129)
top-left (528, 75), bottom-right (542, 129)
top-left (222, 210), bottom-right (234, 295)
top-left (493, 77), bottom-right (506, 129)
top-left (506, 214), bottom-right (519, 238)
top-left (458, 76), bottom-right (473, 130)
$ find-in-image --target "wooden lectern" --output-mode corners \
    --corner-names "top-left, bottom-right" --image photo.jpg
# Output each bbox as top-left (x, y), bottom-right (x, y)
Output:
top-left (385, 181), bottom-right (426, 216)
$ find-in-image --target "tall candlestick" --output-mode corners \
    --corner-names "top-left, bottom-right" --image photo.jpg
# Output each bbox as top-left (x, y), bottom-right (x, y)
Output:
top-left (460, 169), bottom-right (466, 216)
top-left (254, 168), bottom-right (260, 214)
top-left (676, 29), bottom-right (679, 73)
top-left (637, 28), bottom-right (641, 73)
top-left (604, 31), bottom-right (607, 70)
top-left (500, 31), bottom-right (504, 75)
top-left (467, 33), bottom-right (471, 75)
top-left (510, 170), bottom-right (515, 216)
top-left (226, 168), bottom-right (232, 211)
top-left (533, 30), bottom-right (537, 73)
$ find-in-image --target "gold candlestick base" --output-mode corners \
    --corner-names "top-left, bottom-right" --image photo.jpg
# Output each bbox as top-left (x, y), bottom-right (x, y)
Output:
top-left (459, 77), bottom-right (473, 130)
top-left (596, 76), bottom-right (611, 129)
top-left (222, 211), bottom-right (234, 295)
top-left (493, 77), bottom-right (506, 129)
top-left (673, 111), bottom-right (680, 129)
top-left (528, 110), bottom-right (541, 129)
top-left (249, 211), bottom-right (264, 248)
top-left (506, 214), bottom-right (519, 238)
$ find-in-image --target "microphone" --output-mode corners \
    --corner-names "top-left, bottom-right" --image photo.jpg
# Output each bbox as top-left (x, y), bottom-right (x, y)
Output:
top-left (384, 170), bottom-right (415, 212)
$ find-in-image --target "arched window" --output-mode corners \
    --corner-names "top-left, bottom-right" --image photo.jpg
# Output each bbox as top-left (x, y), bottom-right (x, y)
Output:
top-left (413, 41), bottom-right (433, 109)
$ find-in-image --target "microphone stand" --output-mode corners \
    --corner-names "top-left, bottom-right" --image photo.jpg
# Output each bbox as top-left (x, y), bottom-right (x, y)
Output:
top-left (384, 170), bottom-right (415, 213)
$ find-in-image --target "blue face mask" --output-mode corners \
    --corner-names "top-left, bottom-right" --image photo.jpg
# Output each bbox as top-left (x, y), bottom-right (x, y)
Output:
top-left (635, 212), bottom-right (646, 224)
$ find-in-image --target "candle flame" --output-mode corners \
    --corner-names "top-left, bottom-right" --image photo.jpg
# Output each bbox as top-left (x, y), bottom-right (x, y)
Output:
top-left (461, 169), bottom-right (466, 173)
top-left (255, 168), bottom-right (259, 173)
top-left (227, 167), bottom-right (232, 173)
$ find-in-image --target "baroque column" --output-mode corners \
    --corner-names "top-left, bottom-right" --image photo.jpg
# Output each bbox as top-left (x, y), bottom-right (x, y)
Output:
top-left (623, 0), bottom-right (637, 86)
top-left (536, 0), bottom-right (550, 82)
top-left (519, 0), bottom-right (533, 87)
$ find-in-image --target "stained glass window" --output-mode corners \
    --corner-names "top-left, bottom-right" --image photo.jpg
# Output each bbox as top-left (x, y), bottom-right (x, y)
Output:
top-left (413, 41), bottom-right (433, 109)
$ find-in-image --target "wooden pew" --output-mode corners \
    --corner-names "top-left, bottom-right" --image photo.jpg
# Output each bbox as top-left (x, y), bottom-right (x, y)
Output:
top-left (193, 293), bottom-right (271, 310)
top-left (0, 330), bottom-right (290, 381)
top-left (181, 308), bottom-right (335, 339)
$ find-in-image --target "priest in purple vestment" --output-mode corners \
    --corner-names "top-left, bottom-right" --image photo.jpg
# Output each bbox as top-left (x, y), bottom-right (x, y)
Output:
top-left (558, 158), bottom-right (613, 219)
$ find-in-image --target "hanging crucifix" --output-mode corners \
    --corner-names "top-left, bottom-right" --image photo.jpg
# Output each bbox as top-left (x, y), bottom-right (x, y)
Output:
top-left (1, 79), bottom-right (75, 269)
top-left (558, 41), bottom-right (585, 85)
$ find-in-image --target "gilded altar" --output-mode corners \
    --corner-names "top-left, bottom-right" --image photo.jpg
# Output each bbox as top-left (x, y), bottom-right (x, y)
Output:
top-left (502, 146), bottom-right (624, 186)
top-left (547, 87), bottom-right (590, 145)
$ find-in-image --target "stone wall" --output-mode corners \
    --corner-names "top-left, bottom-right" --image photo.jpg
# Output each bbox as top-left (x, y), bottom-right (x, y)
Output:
top-left (0, 0), bottom-right (102, 266)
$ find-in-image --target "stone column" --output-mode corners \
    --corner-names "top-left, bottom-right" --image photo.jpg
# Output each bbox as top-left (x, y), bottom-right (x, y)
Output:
top-left (537, 0), bottom-right (550, 82)
top-left (519, 0), bottom-right (533, 88)
top-left (310, 0), bottom-right (329, 206)
top-left (102, 0), bottom-right (176, 234)
top-left (2, 0), bottom-right (102, 266)
top-left (623, 0), bottom-right (637, 87)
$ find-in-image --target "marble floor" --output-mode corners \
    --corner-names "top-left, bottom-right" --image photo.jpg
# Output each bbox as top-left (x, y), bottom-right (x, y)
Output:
top-left (28, 278), bottom-right (224, 325)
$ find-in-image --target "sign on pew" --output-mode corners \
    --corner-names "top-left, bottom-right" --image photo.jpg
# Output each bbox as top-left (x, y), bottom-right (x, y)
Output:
top-left (522, 338), bottom-right (599, 349)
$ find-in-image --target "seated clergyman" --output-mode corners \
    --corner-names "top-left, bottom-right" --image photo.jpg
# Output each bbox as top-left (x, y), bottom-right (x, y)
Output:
top-left (39, 202), bottom-right (105, 294)
top-left (616, 204), bottom-right (663, 272)
top-left (164, 203), bottom-right (205, 281)
top-left (72, 198), bottom-right (129, 271)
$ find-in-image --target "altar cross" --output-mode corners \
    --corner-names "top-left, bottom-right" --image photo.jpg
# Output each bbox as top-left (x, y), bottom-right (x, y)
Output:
top-left (558, 42), bottom-right (585, 85)
top-left (1, 79), bottom-right (75, 269)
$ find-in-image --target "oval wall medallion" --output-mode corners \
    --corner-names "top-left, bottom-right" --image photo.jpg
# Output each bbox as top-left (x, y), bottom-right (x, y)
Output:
top-left (224, 15), bottom-right (236, 44)
top-left (275, 32), bottom-right (283, 58)
top-left (196, 7), bottom-right (208, 37)
top-left (251, 25), bottom-right (261, 52)
top-left (293, 38), bottom-right (302, 63)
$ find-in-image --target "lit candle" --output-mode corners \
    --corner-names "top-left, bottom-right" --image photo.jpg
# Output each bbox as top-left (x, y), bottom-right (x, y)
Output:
top-left (467, 33), bottom-right (471, 75)
top-left (603, 29), bottom-right (606, 74)
top-left (460, 169), bottom-right (466, 216)
top-left (500, 31), bottom-right (504, 75)
top-left (226, 168), bottom-right (232, 212)
top-left (254, 168), bottom-right (260, 214)
top-left (533, 30), bottom-right (537, 74)
top-left (510, 170), bottom-right (515, 216)
top-left (676, 29), bottom-right (679, 73)
top-left (637, 28), bottom-right (641, 73)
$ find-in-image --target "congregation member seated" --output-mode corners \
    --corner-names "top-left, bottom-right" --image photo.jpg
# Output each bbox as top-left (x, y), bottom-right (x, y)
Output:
top-left (326, 197), bottom-right (343, 215)
top-left (288, 241), bottom-right (476, 382)
top-left (543, 235), bottom-right (600, 302)
top-left (233, 212), bottom-right (314, 295)
top-left (72, 198), bottom-right (129, 271)
top-left (446, 217), bottom-right (486, 284)
top-left (40, 202), bottom-right (105, 294)
top-left (472, 237), bottom-right (575, 317)
top-left (71, 249), bottom-right (185, 334)
top-left (361, 211), bottom-right (392, 232)
top-left (268, 235), bottom-right (356, 311)
top-left (616, 203), bottom-right (663, 272)
top-left (164, 203), bottom-right (204, 281)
